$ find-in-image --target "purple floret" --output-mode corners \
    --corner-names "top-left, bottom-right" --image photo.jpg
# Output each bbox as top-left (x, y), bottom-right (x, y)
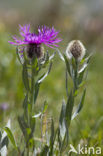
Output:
top-left (9, 24), bottom-right (62, 48)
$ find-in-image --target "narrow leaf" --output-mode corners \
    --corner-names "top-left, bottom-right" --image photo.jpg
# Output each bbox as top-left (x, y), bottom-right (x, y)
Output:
top-left (56, 48), bottom-right (65, 61)
top-left (38, 62), bottom-right (52, 84)
top-left (0, 136), bottom-right (9, 149)
top-left (42, 101), bottom-right (48, 113)
top-left (22, 62), bottom-right (30, 91)
top-left (16, 47), bottom-right (24, 64)
top-left (49, 119), bottom-right (54, 155)
top-left (3, 127), bottom-right (17, 150)
top-left (63, 55), bottom-right (71, 77)
top-left (32, 112), bottom-right (42, 118)
top-left (72, 89), bottom-right (86, 120)
top-left (34, 82), bottom-right (40, 104)
top-left (59, 99), bottom-right (66, 141)
top-left (65, 91), bottom-right (74, 127)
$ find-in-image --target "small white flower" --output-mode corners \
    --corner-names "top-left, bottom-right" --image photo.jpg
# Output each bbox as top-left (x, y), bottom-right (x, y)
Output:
top-left (66, 40), bottom-right (86, 61)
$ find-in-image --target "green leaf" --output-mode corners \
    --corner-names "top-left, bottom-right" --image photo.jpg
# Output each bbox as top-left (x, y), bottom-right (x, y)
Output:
top-left (49, 119), bottom-right (54, 155)
top-left (32, 112), bottom-right (42, 118)
top-left (0, 136), bottom-right (9, 149)
top-left (65, 91), bottom-right (74, 127)
top-left (32, 57), bottom-right (39, 74)
top-left (78, 63), bottom-right (88, 74)
top-left (56, 48), bottom-right (65, 61)
top-left (42, 101), bottom-right (48, 113)
top-left (18, 116), bottom-right (28, 140)
top-left (30, 117), bottom-right (35, 135)
top-left (78, 69), bottom-right (85, 86)
top-left (3, 127), bottom-right (17, 150)
top-left (23, 94), bottom-right (28, 115)
top-left (72, 89), bottom-right (86, 120)
top-left (40, 145), bottom-right (49, 156)
top-left (16, 47), bottom-right (23, 64)
top-left (38, 62), bottom-right (52, 84)
top-left (22, 62), bottom-right (30, 91)
top-left (34, 82), bottom-right (40, 104)
top-left (59, 99), bottom-right (66, 141)
top-left (0, 131), bottom-right (2, 142)
top-left (63, 55), bottom-right (71, 77)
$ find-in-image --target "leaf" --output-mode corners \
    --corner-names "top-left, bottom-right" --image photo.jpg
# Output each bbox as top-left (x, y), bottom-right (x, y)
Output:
top-left (38, 62), bottom-right (52, 84)
top-left (0, 136), bottom-right (9, 150)
top-left (63, 55), bottom-right (71, 77)
top-left (18, 116), bottom-right (28, 140)
top-left (40, 145), bottom-right (49, 156)
top-left (16, 47), bottom-right (24, 64)
top-left (0, 146), bottom-right (7, 156)
top-left (49, 119), bottom-right (54, 155)
top-left (77, 69), bottom-right (85, 86)
top-left (49, 52), bottom-right (56, 61)
top-left (32, 112), bottom-right (42, 118)
top-left (59, 99), bottom-right (66, 141)
top-left (34, 82), bottom-right (40, 104)
top-left (42, 101), bottom-right (48, 113)
top-left (78, 63), bottom-right (88, 74)
top-left (23, 94), bottom-right (28, 114)
top-left (32, 57), bottom-right (39, 73)
top-left (0, 131), bottom-right (2, 142)
top-left (3, 127), bottom-right (17, 150)
top-left (72, 89), bottom-right (86, 120)
top-left (65, 91), bottom-right (74, 127)
top-left (22, 62), bottom-right (30, 91)
top-left (30, 117), bottom-right (35, 136)
top-left (56, 48), bottom-right (65, 61)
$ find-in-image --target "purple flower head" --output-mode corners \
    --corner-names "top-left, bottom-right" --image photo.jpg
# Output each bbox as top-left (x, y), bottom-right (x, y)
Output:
top-left (9, 24), bottom-right (62, 58)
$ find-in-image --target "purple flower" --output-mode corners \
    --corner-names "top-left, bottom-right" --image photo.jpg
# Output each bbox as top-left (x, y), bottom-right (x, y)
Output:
top-left (9, 24), bottom-right (62, 58)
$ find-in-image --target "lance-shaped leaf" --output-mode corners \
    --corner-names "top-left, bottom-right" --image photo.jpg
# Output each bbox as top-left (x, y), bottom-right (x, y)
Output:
top-left (3, 127), bottom-right (17, 150)
top-left (38, 62), bottom-right (52, 84)
top-left (34, 82), bottom-right (40, 104)
top-left (72, 89), bottom-right (86, 120)
top-left (22, 62), bottom-right (30, 91)
top-left (59, 99), bottom-right (66, 141)
top-left (18, 116), bottom-right (28, 140)
top-left (49, 52), bottom-right (56, 61)
top-left (49, 119), bottom-right (54, 155)
top-left (56, 48), bottom-right (65, 61)
top-left (78, 69), bottom-right (85, 86)
top-left (32, 112), bottom-right (42, 118)
top-left (16, 47), bottom-right (24, 64)
top-left (78, 63), bottom-right (88, 74)
top-left (41, 51), bottom-right (56, 66)
top-left (23, 94), bottom-right (28, 116)
top-left (63, 55), bottom-right (71, 77)
top-left (42, 101), bottom-right (48, 113)
top-left (0, 136), bottom-right (9, 150)
top-left (65, 91), bottom-right (74, 127)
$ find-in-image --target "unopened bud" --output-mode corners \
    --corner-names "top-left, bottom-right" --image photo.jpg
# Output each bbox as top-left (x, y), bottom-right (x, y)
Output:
top-left (66, 40), bottom-right (86, 61)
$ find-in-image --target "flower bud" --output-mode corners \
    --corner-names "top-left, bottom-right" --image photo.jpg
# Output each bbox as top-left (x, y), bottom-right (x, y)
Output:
top-left (66, 40), bottom-right (86, 61)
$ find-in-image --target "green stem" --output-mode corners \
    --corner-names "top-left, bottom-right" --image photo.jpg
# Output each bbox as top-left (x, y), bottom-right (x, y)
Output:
top-left (27, 147), bottom-right (29, 156)
top-left (73, 60), bottom-right (78, 93)
top-left (30, 66), bottom-right (35, 114)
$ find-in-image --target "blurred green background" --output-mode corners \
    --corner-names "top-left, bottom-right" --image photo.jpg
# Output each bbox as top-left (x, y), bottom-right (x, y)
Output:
top-left (0, 0), bottom-right (103, 154)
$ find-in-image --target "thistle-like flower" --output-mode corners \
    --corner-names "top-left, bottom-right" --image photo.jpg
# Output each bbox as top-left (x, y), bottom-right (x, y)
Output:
top-left (9, 24), bottom-right (62, 58)
top-left (66, 40), bottom-right (86, 61)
